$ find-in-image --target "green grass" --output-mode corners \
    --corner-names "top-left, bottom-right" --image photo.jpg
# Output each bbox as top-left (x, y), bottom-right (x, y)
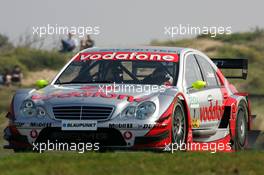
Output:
top-left (0, 86), bottom-right (16, 113)
top-left (197, 28), bottom-right (264, 44)
top-left (0, 46), bottom-right (72, 75)
top-left (0, 152), bottom-right (263, 175)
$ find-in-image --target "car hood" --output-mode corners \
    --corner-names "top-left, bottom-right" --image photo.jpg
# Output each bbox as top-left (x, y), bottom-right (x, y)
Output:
top-left (28, 84), bottom-right (177, 107)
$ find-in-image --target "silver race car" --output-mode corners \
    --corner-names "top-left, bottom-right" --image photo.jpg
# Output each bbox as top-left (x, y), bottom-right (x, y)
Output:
top-left (4, 47), bottom-right (253, 152)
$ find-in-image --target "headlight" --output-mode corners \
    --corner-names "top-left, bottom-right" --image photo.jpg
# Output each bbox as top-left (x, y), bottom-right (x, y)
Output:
top-left (136, 101), bottom-right (156, 120)
top-left (24, 100), bottom-right (34, 108)
top-left (121, 101), bottom-right (156, 120)
top-left (121, 106), bottom-right (136, 119)
top-left (36, 106), bottom-right (46, 118)
top-left (21, 100), bottom-right (36, 117)
top-left (21, 100), bottom-right (47, 117)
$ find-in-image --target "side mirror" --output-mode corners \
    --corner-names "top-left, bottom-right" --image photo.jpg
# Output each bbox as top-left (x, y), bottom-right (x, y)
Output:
top-left (35, 79), bottom-right (49, 89)
top-left (192, 80), bottom-right (206, 90)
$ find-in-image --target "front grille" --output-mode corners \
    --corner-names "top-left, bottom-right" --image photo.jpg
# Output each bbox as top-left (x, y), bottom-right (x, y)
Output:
top-left (53, 106), bottom-right (114, 121)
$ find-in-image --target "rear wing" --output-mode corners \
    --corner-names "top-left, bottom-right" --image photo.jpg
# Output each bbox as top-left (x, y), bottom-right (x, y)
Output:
top-left (211, 58), bottom-right (248, 79)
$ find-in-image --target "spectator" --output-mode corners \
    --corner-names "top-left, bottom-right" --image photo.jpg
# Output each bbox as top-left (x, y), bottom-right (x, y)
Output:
top-left (11, 65), bottom-right (23, 86)
top-left (60, 32), bottom-right (78, 52)
top-left (0, 73), bottom-right (4, 85)
top-left (3, 68), bottom-right (12, 86)
top-left (80, 35), bottom-right (94, 51)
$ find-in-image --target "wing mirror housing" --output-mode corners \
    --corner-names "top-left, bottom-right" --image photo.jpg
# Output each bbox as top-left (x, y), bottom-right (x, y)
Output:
top-left (35, 79), bottom-right (49, 89)
top-left (192, 80), bottom-right (206, 90)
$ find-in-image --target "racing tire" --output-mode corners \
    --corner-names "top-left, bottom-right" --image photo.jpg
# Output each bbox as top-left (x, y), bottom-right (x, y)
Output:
top-left (234, 101), bottom-right (248, 150)
top-left (171, 100), bottom-right (187, 147)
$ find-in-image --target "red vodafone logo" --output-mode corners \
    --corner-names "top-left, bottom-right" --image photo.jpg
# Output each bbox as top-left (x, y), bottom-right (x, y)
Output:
top-left (76, 52), bottom-right (179, 62)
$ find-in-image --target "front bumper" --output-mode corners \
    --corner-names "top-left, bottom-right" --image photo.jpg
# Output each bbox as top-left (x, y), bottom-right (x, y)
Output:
top-left (3, 126), bottom-right (32, 150)
top-left (4, 118), bottom-right (171, 150)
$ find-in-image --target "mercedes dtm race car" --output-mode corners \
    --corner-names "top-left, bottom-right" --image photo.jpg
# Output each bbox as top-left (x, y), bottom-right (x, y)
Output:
top-left (3, 47), bottom-right (253, 152)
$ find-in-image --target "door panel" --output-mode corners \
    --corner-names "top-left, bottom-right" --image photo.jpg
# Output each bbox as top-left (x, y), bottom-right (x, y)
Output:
top-left (194, 54), bottom-right (224, 129)
top-left (184, 53), bottom-right (224, 130)
top-left (188, 88), bottom-right (223, 130)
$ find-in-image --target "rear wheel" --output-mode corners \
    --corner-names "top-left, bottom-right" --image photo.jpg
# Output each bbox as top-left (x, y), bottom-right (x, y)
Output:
top-left (172, 100), bottom-right (187, 145)
top-left (234, 101), bottom-right (248, 150)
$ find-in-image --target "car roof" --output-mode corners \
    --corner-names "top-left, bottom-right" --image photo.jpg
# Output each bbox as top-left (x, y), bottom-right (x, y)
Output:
top-left (80, 46), bottom-right (185, 54)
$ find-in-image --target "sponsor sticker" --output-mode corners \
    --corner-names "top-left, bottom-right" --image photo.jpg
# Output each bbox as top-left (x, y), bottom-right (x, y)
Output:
top-left (192, 119), bottom-right (201, 128)
top-left (62, 120), bottom-right (97, 131)
top-left (30, 122), bottom-right (52, 127)
top-left (14, 122), bottom-right (25, 127)
top-left (189, 95), bottom-right (199, 108)
top-left (109, 123), bottom-right (133, 129)
top-left (207, 72), bottom-right (215, 78)
top-left (200, 100), bottom-right (224, 121)
top-left (76, 52), bottom-right (179, 62)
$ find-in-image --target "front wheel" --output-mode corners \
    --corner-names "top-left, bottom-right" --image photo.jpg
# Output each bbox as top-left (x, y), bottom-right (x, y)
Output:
top-left (171, 100), bottom-right (187, 145)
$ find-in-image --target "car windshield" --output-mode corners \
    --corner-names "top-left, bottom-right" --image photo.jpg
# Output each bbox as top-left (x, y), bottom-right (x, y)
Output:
top-left (55, 60), bottom-right (179, 85)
